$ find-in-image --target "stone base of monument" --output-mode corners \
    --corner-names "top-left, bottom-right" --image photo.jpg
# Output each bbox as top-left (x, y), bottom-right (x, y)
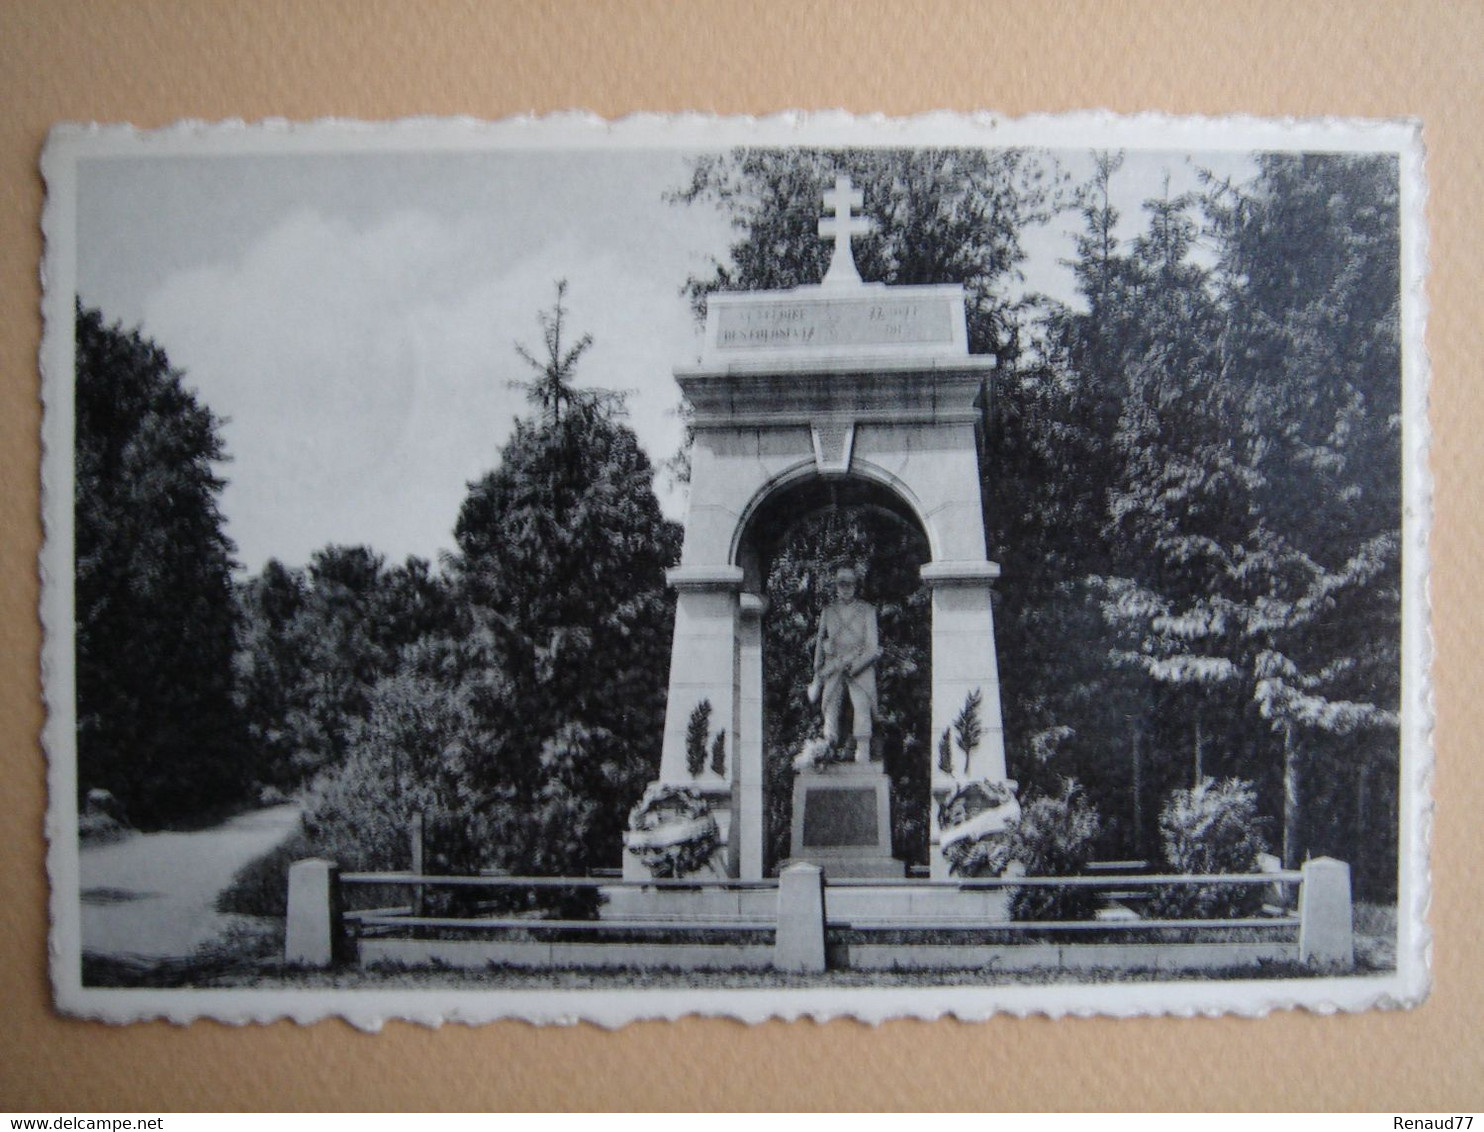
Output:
top-left (599, 881), bottom-right (779, 922)
top-left (783, 761), bottom-right (905, 880)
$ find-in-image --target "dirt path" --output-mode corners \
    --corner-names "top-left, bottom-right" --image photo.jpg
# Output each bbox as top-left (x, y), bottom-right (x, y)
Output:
top-left (79, 803), bottom-right (301, 959)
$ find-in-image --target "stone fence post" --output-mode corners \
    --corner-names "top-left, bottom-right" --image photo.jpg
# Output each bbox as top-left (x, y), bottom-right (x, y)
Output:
top-left (1298, 856), bottom-right (1354, 966)
top-left (285, 858), bottom-right (341, 968)
top-left (775, 862), bottom-right (826, 973)
top-left (410, 813), bottom-right (425, 918)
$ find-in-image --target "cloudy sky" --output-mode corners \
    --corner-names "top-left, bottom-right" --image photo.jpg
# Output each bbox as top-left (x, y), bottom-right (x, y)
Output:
top-left (75, 144), bottom-right (1253, 575)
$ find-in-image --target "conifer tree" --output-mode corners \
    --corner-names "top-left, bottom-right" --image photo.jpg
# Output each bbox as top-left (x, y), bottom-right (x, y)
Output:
top-left (301, 287), bottom-right (681, 879)
top-left (450, 286), bottom-right (681, 873)
top-left (1212, 154), bottom-right (1402, 875)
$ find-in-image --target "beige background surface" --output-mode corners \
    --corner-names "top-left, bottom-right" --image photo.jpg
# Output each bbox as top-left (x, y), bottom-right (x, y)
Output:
top-left (1, 0), bottom-right (1478, 1112)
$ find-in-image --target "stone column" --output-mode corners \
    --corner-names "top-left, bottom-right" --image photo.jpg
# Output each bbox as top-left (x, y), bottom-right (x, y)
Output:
top-left (1299, 856), bottom-right (1355, 966)
top-left (735, 592), bottom-right (767, 880)
top-left (921, 560), bottom-right (1009, 879)
top-left (284, 858), bottom-right (340, 968)
top-left (921, 560), bottom-right (1007, 782)
top-left (655, 565), bottom-right (744, 783)
top-left (775, 862), bottom-right (827, 973)
top-left (624, 565), bottom-right (743, 881)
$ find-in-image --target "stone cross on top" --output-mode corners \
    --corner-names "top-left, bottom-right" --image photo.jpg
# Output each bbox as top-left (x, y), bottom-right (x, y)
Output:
top-left (818, 175), bottom-right (873, 287)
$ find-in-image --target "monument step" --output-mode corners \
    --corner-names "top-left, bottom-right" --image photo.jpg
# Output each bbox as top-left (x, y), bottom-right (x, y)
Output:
top-left (779, 856), bottom-right (906, 879)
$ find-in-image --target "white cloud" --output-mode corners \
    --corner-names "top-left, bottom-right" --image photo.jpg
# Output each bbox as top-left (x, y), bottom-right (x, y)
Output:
top-left (144, 205), bottom-right (701, 573)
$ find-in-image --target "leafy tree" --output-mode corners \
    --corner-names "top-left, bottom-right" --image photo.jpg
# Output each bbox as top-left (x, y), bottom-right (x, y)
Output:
top-left (233, 558), bottom-right (307, 788)
top-left (292, 546), bottom-right (396, 771)
top-left (1006, 781), bottom-right (1102, 921)
top-left (234, 549), bottom-right (456, 788)
top-left (303, 636), bottom-right (494, 877)
top-left (1150, 777), bottom-right (1270, 918)
top-left (1043, 154), bottom-right (1402, 890)
top-left (74, 304), bottom-right (248, 827)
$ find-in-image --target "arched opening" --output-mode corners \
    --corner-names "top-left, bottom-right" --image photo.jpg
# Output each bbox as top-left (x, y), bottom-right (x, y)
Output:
top-left (734, 472), bottom-right (933, 873)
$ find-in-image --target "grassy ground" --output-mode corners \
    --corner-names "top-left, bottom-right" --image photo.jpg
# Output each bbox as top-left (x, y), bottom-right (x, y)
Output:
top-left (81, 951), bottom-right (1377, 990)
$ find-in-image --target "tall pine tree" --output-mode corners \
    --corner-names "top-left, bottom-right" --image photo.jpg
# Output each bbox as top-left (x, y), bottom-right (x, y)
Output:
top-left (450, 285), bottom-right (682, 872)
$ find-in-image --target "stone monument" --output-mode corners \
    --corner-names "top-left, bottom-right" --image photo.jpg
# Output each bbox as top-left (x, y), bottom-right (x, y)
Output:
top-left (623, 175), bottom-right (1014, 882)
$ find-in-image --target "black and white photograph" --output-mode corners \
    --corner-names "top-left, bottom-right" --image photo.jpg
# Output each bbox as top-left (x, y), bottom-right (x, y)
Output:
top-left (40, 114), bottom-right (1429, 1026)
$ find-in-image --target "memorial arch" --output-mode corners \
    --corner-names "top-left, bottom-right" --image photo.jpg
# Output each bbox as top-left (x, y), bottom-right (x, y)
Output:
top-left (625, 178), bottom-right (1012, 881)
top-left (730, 461), bottom-right (932, 592)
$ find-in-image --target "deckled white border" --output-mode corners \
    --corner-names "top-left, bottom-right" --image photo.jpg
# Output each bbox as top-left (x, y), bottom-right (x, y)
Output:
top-left (39, 111), bottom-right (1432, 1029)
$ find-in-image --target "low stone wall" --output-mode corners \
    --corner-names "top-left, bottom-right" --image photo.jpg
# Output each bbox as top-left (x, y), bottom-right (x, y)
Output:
top-left (836, 941), bottom-right (1293, 972)
top-left (598, 877), bottom-right (1011, 924)
top-left (360, 938), bottom-right (774, 971)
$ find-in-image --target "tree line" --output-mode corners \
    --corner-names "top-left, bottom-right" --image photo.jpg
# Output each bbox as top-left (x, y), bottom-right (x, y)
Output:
top-left (74, 146), bottom-right (1402, 899)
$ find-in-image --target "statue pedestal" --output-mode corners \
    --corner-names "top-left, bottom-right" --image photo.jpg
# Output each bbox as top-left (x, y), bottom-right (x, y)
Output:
top-left (784, 761), bottom-right (905, 879)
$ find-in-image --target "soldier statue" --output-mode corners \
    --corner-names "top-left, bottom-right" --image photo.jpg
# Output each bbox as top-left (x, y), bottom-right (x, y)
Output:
top-left (808, 565), bottom-right (881, 762)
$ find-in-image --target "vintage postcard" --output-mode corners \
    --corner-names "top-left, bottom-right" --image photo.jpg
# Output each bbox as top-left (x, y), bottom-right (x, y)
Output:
top-left (39, 112), bottom-right (1430, 1027)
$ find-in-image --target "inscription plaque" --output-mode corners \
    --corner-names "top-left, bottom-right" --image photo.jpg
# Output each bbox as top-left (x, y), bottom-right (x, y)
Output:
top-left (801, 787), bottom-right (879, 847)
top-left (715, 296), bottom-right (954, 351)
